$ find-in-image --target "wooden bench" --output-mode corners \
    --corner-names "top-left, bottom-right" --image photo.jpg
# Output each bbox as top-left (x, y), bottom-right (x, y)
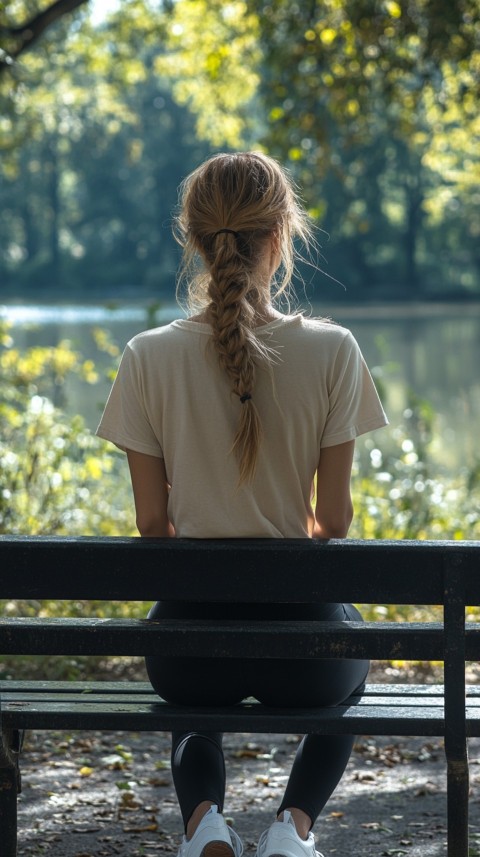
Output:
top-left (0, 536), bottom-right (479, 857)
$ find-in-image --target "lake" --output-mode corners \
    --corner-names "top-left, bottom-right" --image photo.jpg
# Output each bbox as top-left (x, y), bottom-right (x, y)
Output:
top-left (2, 300), bottom-right (480, 473)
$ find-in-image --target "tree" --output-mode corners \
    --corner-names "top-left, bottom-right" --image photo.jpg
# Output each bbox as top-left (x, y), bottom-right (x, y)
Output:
top-left (1, 0), bottom-right (479, 297)
top-left (157, 0), bottom-right (480, 297)
top-left (0, 0), bottom-right (89, 73)
top-left (0, 6), bottom-right (212, 296)
top-left (253, 0), bottom-right (479, 294)
top-left (154, 0), bottom-right (261, 148)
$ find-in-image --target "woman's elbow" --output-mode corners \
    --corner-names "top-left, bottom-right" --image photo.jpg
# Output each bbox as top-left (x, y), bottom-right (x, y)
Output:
top-left (136, 513), bottom-right (173, 538)
top-left (315, 502), bottom-right (354, 539)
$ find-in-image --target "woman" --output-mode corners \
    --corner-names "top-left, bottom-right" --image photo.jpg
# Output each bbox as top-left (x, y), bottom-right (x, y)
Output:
top-left (97, 151), bottom-right (388, 857)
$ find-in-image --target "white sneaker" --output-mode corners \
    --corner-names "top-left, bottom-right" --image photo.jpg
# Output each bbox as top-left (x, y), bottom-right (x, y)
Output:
top-left (178, 805), bottom-right (244, 857)
top-left (256, 811), bottom-right (323, 857)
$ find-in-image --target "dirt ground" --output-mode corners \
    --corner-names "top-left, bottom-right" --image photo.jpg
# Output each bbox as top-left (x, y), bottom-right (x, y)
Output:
top-left (16, 726), bottom-right (480, 857)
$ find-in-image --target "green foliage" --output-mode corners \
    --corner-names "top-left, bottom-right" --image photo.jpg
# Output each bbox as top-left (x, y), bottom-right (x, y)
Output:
top-left (351, 387), bottom-right (480, 636)
top-left (1, 0), bottom-right (479, 298)
top-left (0, 2), bottom-right (210, 295)
top-left (0, 321), bottom-right (143, 679)
top-left (255, 0), bottom-right (480, 296)
top-left (157, 0), bottom-right (480, 298)
top-left (155, 0), bottom-right (261, 147)
top-left (0, 321), bottom-right (133, 536)
top-left (351, 392), bottom-right (480, 542)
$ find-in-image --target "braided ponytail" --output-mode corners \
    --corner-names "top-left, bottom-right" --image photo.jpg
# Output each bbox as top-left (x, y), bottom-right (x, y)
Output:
top-left (207, 230), bottom-right (263, 483)
top-left (175, 152), bottom-right (312, 484)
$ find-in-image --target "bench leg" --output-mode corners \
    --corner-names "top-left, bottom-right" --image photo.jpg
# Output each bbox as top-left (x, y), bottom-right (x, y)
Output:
top-left (447, 755), bottom-right (469, 857)
top-left (444, 559), bottom-right (468, 857)
top-left (0, 729), bottom-right (21, 857)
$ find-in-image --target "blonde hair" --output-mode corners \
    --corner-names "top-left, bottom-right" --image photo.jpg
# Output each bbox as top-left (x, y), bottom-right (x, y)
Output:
top-left (174, 152), bottom-right (312, 484)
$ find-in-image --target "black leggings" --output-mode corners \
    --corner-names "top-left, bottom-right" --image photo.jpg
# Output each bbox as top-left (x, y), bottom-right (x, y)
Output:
top-left (145, 601), bottom-right (369, 831)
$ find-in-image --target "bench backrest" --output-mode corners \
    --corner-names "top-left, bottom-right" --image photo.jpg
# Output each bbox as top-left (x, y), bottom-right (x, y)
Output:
top-left (1, 536), bottom-right (479, 604)
top-left (1, 536), bottom-right (479, 667)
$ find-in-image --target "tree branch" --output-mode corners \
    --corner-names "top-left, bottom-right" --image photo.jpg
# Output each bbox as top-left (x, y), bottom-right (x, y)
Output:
top-left (0, 0), bottom-right (89, 72)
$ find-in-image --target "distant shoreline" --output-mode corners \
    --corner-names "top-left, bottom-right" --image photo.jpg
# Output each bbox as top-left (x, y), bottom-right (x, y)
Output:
top-left (1, 289), bottom-right (480, 310)
top-left (2, 298), bottom-right (480, 325)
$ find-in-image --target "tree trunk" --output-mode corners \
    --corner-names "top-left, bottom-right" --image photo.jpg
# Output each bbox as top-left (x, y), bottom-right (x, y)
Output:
top-left (404, 177), bottom-right (423, 298)
top-left (45, 138), bottom-right (61, 289)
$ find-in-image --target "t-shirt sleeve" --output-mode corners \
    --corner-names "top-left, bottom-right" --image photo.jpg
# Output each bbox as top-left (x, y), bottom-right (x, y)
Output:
top-left (95, 343), bottom-right (164, 458)
top-left (321, 331), bottom-right (388, 448)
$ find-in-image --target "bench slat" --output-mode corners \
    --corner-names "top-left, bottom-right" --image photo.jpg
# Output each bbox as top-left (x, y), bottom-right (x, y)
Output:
top-left (0, 697), bottom-right (458, 735)
top-left (3, 692), bottom-right (472, 708)
top-left (3, 617), bottom-right (480, 659)
top-left (2, 690), bottom-right (472, 712)
top-left (3, 536), bottom-right (480, 604)
top-left (1, 681), bottom-right (459, 697)
top-left (1, 680), bottom-right (156, 694)
top-left (0, 617), bottom-right (464, 660)
top-left (3, 685), bottom-right (480, 738)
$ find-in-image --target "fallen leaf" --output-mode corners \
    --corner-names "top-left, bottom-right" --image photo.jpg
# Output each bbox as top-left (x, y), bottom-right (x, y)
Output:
top-left (355, 771), bottom-right (377, 782)
top-left (382, 848), bottom-right (408, 857)
top-left (114, 744), bottom-right (133, 760)
top-left (101, 754), bottom-right (128, 769)
top-left (79, 766), bottom-right (94, 777)
top-left (120, 792), bottom-right (141, 808)
top-left (361, 821), bottom-right (393, 833)
top-left (233, 750), bottom-right (259, 758)
top-left (415, 781), bottom-right (438, 796)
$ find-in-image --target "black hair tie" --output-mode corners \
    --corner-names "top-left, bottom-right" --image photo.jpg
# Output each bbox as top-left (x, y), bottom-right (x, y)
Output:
top-left (240, 393), bottom-right (252, 403)
top-left (214, 228), bottom-right (240, 238)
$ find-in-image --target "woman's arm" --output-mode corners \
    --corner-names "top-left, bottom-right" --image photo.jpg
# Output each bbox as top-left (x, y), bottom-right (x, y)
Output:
top-left (126, 449), bottom-right (175, 537)
top-left (313, 439), bottom-right (355, 539)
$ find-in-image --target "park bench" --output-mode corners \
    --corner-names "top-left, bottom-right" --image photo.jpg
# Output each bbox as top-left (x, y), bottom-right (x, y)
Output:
top-left (0, 536), bottom-right (479, 857)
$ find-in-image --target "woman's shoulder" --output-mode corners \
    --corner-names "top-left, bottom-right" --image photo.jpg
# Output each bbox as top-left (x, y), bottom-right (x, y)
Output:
top-left (294, 315), bottom-right (354, 349)
top-left (299, 314), bottom-right (348, 333)
top-left (125, 319), bottom-right (188, 354)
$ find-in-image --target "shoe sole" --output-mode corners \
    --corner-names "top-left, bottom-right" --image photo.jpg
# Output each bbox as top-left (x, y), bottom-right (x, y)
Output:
top-left (259, 851), bottom-right (320, 857)
top-left (260, 851), bottom-right (285, 857)
top-left (201, 842), bottom-right (235, 857)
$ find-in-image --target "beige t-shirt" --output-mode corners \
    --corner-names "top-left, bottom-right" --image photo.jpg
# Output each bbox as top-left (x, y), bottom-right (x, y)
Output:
top-left (96, 315), bottom-right (388, 538)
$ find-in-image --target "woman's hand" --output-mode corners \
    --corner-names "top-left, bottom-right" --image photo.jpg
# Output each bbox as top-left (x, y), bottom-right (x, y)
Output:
top-left (126, 449), bottom-right (175, 537)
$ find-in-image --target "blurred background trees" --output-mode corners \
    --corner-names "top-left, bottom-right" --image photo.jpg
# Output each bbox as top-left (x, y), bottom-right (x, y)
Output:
top-left (1, 0), bottom-right (479, 301)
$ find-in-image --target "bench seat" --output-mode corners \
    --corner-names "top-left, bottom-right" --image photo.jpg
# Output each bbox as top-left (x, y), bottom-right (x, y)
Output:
top-left (2, 535), bottom-right (480, 857)
top-left (3, 680), bottom-right (480, 736)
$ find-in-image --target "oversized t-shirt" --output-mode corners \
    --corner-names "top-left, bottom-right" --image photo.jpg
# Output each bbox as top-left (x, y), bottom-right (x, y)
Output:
top-left (96, 315), bottom-right (388, 538)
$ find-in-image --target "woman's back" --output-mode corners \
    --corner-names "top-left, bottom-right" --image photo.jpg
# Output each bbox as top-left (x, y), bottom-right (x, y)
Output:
top-left (97, 313), bottom-right (386, 538)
